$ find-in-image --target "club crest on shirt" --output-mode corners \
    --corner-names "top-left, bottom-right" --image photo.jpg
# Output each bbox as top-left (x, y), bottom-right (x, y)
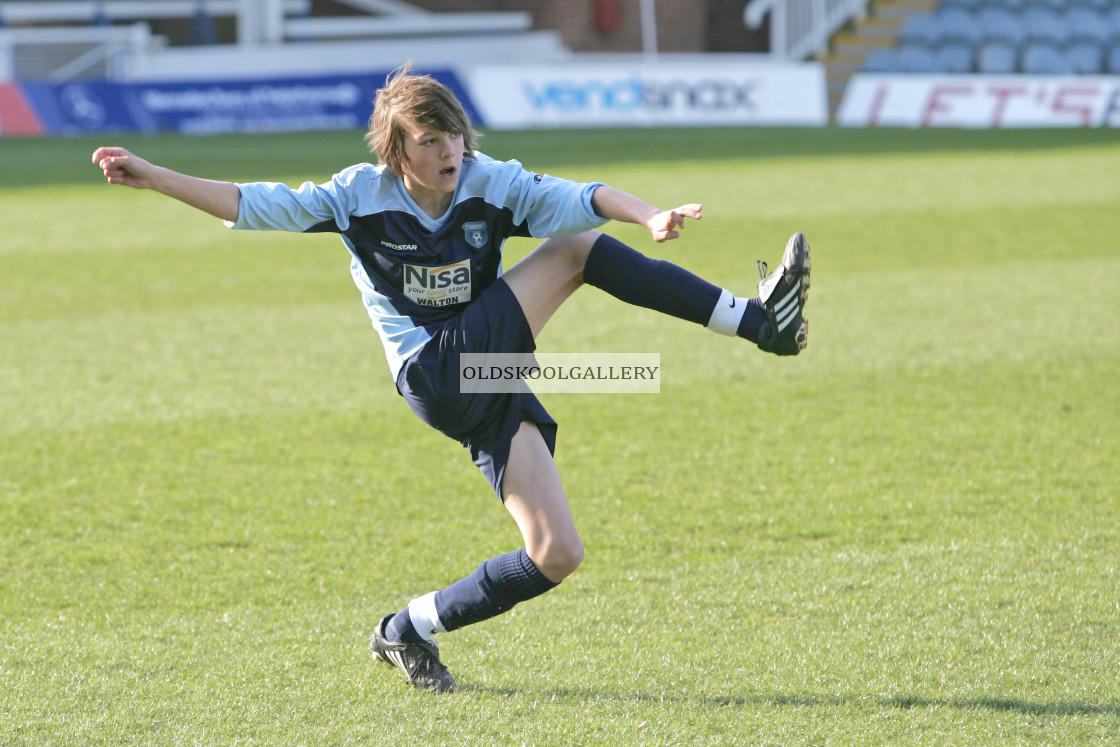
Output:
top-left (463, 221), bottom-right (488, 249)
top-left (402, 258), bottom-right (472, 307)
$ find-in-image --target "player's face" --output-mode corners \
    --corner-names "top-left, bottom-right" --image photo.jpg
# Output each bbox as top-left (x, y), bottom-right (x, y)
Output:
top-left (399, 121), bottom-right (464, 217)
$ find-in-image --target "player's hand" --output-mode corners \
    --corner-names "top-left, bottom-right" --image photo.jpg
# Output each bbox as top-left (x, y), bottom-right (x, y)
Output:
top-left (646, 203), bottom-right (702, 243)
top-left (92, 146), bottom-right (158, 189)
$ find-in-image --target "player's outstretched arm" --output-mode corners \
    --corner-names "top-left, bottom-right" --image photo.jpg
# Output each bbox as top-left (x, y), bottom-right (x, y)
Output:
top-left (591, 185), bottom-right (702, 244)
top-left (92, 146), bottom-right (241, 223)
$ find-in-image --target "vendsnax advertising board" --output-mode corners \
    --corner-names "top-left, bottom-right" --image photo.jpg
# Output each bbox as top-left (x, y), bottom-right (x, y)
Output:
top-left (465, 62), bottom-right (828, 129)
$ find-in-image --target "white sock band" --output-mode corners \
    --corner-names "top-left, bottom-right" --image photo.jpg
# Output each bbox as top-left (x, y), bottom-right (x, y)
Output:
top-left (706, 288), bottom-right (746, 337)
top-left (407, 591), bottom-right (446, 643)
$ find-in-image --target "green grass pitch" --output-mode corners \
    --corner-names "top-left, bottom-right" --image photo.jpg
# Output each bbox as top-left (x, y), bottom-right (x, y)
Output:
top-left (2, 126), bottom-right (1119, 745)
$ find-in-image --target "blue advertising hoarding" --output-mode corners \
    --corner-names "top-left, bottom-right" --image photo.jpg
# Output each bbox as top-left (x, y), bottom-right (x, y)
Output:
top-left (17, 70), bottom-right (480, 135)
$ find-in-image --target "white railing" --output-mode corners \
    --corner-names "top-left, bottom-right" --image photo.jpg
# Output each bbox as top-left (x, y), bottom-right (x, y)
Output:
top-left (0, 1), bottom-right (307, 24)
top-left (744, 0), bottom-right (869, 60)
top-left (0, 23), bottom-right (162, 80)
top-left (0, 0), bottom-right (317, 79)
top-left (0, 0), bottom-right (563, 81)
top-left (0, 1), bottom-right (311, 46)
top-left (284, 12), bottom-right (533, 41)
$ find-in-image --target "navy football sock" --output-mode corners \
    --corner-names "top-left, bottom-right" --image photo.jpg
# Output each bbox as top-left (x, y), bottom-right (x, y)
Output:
top-left (583, 234), bottom-right (768, 342)
top-left (384, 549), bottom-right (558, 643)
top-left (384, 607), bottom-right (424, 644)
top-left (737, 297), bottom-right (771, 344)
top-left (435, 548), bottom-right (557, 633)
top-left (584, 234), bottom-right (720, 325)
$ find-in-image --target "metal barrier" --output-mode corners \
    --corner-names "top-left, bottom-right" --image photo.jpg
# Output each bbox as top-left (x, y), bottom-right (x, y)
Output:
top-left (744, 0), bottom-right (870, 60)
top-left (0, 24), bottom-right (161, 80)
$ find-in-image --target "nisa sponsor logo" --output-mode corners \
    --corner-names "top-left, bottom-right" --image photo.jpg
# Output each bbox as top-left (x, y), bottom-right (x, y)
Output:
top-left (522, 76), bottom-right (757, 114)
top-left (402, 259), bottom-right (471, 307)
top-left (381, 240), bottom-right (418, 252)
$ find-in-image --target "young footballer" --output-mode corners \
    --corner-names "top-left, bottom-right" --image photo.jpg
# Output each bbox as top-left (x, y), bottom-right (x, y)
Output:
top-left (93, 63), bottom-right (810, 694)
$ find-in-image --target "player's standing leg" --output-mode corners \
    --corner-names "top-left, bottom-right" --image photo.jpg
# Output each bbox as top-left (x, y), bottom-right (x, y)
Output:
top-left (370, 422), bottom-right (576, 694)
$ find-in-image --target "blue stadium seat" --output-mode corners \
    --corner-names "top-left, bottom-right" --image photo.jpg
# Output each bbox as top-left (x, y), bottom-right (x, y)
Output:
top-left (1066, 0), bottom-right (1102, 9)
top-left (977, 41), bottom-right (1019, 72)
top-left (1067, 0), bottom-right (1110, 10)
top-left (863, 48), bottom-right (900, 72)
top-left (1021, 0), bottom-right (1066, 12)
top-left (940, 0), bottom-right (983, 11)
top-left (978, 7), bottom-right (1027, 45)
top-left (899, 14), bottom-right (942, 47)
top-left (898, 44), bottom-right (943, 72)
top-left (1066, 8), bottom-right (1110, 46)
top-left (1022, 8), bottom-right (1068, 46)
top-left (1109, 7), bottom-right (1120, 43)
top-left (938, 9), bottom-right (984, 45)
top-left (975, 0), bottom-right (1025, 11)
top-left (1021, 42), bottom-right (1075, 73)
top-left (938, 43), bottom-right (976, 72)
top-left (1108, 45), bottom-right (1120, 74)
top-left (1066, 42), bottom-right (1104, 73)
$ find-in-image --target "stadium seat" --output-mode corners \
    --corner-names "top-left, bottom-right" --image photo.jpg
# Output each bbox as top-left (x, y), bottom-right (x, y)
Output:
top-left (1021, 0), bottom-right (1066, 11)
top-left (1067, 0), bottom-right (1110, 11)
top-left (1021, 42), bottom-right (1075, 73)
top-left (940, 0), bottom-right (983, 11)
top-left (938, 9), bottom-right (984, 45)
top-left (993, 0), bottom-right (1027, 10)
top-left (863, 48), bottom-right (901, 72)
top-left (978, 7), bottom-right (1027, 46)
top-left (1066, 8), bottom-right (1110, 46)
top-left (977, 41), bottom-right (1019, 72)
top-left (938, 42), bottom-right (976, 72)
top-left (898, 44), bottom-right (943, 72)
top-left (1109, 8), bottom-right (1120, 42)
top-left (899, 14), bottom-right (942, 47)
top-left (1022, 8), bottom-right (1068, 46)
top-left (1066, 42), bottom-right (1104, 73)
top-left (1108, 45), bottom-right (1120, 74)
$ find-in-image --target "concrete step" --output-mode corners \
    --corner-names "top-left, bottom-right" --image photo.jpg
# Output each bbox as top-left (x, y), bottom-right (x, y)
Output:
top-left (857, 16), bottom-right (906, 37)
top-left (823, 0), bottom-right (938, 119)
top-left (826, 51), bottom-right (867, 67)
top-left (832, 30), bottom-right (896, 46)
top-left (873, 0), bottom-right (939, 19)
top-left (827, 64), bottom-right (862, 81)
top-left (833, 38), bottom-right (895, 56)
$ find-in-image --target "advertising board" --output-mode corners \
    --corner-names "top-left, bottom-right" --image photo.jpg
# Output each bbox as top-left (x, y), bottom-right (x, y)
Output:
top-left (465, 62), bottom-right (828, 129)
top-left (0, 82), bottom-right (44, 136)
top-left (12, 71), bottom-right (477, 136)
top-left (839, 74), bottom-right (1120, 128)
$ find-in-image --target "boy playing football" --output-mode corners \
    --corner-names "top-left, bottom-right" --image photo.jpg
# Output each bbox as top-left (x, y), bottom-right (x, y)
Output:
top-left (93, 62), bottom-right (810, 694)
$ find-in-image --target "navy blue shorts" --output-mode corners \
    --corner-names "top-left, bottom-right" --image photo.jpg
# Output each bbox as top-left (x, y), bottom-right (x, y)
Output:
top-left (396, 278), bottom-right (557, 500)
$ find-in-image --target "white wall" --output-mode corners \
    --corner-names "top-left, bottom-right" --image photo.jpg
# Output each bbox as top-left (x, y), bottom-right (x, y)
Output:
top-left (119, 33), bottom-right (570, 81)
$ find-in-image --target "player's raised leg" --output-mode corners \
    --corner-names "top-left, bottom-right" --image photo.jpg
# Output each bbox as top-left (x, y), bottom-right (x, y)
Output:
top-left (756, 232), bottom-right (811, 356)
top-left (501, 229), bottom-right (811, 354)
